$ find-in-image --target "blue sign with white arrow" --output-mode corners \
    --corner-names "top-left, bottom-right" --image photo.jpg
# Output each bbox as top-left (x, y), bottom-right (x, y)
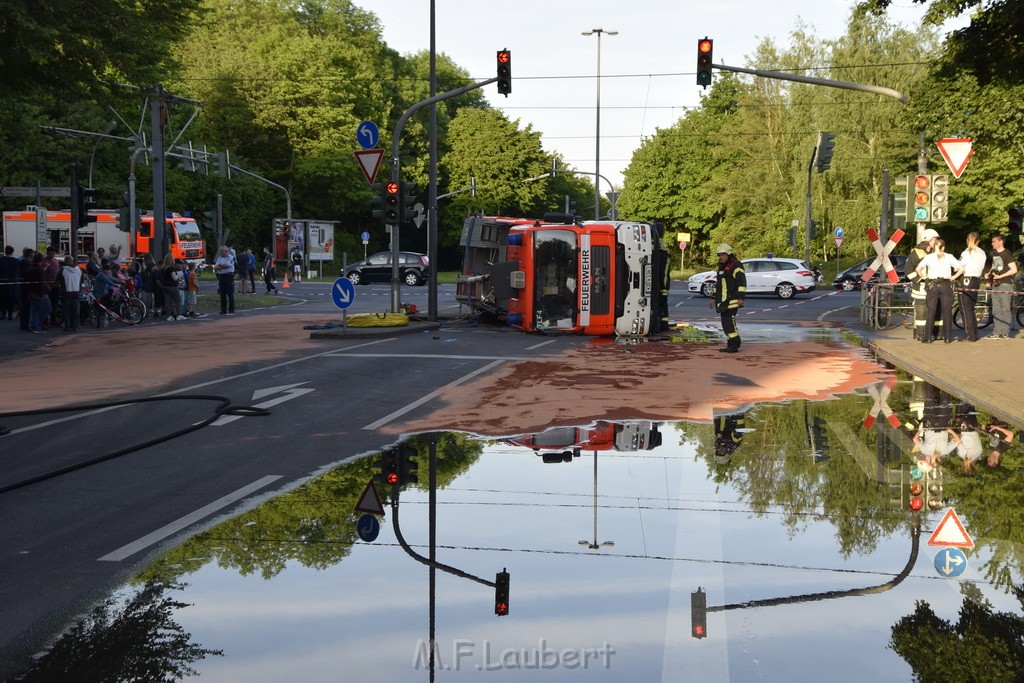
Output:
top-left (357, 120), bottom-right (380, 150)
top-left (834, 226), bottom-right (844, 238)
top-left (357, 513), bottom-right (380, 542)
top-left (332, 277), bottom-right (356, 309)
top-left (934, 547), bottom-right (968, 577)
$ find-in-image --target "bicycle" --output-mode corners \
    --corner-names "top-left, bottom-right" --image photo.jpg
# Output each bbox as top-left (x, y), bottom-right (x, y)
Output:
top-left (865, 282), bottom-right (913, 330)
top-left (80, 282), bottom-right (147, 327)
top-left (952, 282), bottom-right (1024, 329)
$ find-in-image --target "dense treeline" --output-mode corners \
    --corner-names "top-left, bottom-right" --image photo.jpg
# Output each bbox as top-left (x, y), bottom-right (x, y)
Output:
top-left (1, 0), bottom-right (1020, 272)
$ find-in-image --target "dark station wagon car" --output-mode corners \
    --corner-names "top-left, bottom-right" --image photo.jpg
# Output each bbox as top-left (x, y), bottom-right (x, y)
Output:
top-left (833, 255), bottom-right (909, 290)
top-left (342, 251), bottom-right (430, 286)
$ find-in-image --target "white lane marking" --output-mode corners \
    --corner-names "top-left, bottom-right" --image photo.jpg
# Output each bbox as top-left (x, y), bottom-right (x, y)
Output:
top-left (326, 353), bottom-right (532, 360)
top-left (97, 475), bottom-right (282, 562)
top-left (209, 384), bottom-right (316, 426)
top-left (7, 339), bottom-right (394, 435)
top-left (525, 339), bottom-right (558, 351)
top-left (362, 359), bottom-right (505, 431)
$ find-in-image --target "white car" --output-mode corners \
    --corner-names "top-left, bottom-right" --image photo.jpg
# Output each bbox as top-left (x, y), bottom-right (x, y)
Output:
top-left (687, 257), bottom-right (817, 300)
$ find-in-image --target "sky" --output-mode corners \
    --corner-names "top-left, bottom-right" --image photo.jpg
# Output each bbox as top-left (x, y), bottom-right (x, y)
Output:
top-left (365, 0), bottom-right (968, 192)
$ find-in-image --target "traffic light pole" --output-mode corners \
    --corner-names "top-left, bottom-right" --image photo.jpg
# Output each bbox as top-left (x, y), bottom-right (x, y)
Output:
top-left (389, 77), bottom-right (497, 314)
top-left (804, 148), bottom-right (814, 264)
top-left (712, 63), bottom-right (908, 103)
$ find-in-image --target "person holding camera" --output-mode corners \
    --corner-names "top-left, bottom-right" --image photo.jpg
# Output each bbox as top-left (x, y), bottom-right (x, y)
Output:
top-left (984, 233), bottom-right (1017, 339)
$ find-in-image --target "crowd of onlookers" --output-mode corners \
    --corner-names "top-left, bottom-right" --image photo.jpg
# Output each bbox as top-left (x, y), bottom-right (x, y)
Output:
top-left (0, 244), bottom-right (203, 333)
top-left (0, 243), bottom-right (284, 333)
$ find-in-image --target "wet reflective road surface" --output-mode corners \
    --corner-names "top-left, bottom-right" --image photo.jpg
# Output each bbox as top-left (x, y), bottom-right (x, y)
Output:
top-left (13, 372), bottom-right (1024, 682)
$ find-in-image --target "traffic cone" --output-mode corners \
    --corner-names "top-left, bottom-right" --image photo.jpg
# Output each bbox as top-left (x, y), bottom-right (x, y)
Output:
top-left (282, 273), bottom-right (290, 289)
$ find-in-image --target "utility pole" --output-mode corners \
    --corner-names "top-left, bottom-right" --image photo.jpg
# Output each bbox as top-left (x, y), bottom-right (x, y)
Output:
top-left (150, 84), bottom-right (167, 262)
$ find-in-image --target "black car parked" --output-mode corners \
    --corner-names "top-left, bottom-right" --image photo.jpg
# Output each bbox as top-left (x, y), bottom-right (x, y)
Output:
top-left (342, 251), bottom-right (429, 286)
top-left (833, 255), bottom-right (909, 290)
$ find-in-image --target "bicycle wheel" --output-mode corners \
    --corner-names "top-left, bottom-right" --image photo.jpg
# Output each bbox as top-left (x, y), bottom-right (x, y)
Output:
top-left (85, 305), bottom-right (100, 329)
top-left (977, 305), bottom-right (992, 329)
top-left (52, 300), bottom-right (65, 328)
top-left (953, 305), bottom-right (963, 329)
top-left (119, 299), bottom-right (145, 325)
top-left (875, 306), bottom-right (891, 329)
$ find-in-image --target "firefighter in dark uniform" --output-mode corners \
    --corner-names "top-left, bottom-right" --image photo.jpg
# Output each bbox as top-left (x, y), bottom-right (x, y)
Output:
top-left (712, 244), bottom-right (746, 353)
top-left (715, 412), bottom-right (745, 464)
top-left (904, 228), bottom-right (938, 340)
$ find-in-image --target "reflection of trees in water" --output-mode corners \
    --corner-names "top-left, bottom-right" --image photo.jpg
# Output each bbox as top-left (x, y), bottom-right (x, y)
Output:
top-left (672, 395), bottom-right (905, 558)
top-left (137, 433), bottom-right (484, 583)
top-left (15, 580), bottom-right (221, 682)
top-left (890, 583), bottom-right (1024, 683)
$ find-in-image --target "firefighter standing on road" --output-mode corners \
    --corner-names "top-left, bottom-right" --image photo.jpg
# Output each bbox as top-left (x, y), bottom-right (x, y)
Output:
top-left (711, 244), bottom-right (746, 353)
top-left (904, 228), bottom-right (939, 340)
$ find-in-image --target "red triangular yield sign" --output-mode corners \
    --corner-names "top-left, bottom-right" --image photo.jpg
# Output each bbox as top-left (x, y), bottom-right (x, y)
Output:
top-left (355, 149), bottom-right (385, 184)
top-left (927, 508), bottom-right (974, 548)
top-left (354, 479), bottom-right (385, 516)
top-left (936, 137), bottom-right (973, 178)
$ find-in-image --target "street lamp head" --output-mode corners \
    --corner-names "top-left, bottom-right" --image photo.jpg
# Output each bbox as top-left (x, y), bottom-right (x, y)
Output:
top-left (582, 28), bottom-right (618, 37)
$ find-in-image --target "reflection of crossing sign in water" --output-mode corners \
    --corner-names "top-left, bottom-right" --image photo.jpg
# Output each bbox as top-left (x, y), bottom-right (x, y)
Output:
top-left (332, 277), bottom-right (355, 309)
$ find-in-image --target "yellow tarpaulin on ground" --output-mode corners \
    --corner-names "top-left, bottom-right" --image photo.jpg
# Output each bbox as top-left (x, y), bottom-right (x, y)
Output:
top-left (346, 313), bottom-right (409, 327)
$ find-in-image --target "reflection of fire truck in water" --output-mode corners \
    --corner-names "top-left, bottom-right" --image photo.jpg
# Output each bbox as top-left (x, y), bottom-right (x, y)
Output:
top-left (1, 209), bottom-right (206, 266)
top-left (507, 421), bottom-right (663, 463)
top-left (457, 213), bottom-right (670, 336)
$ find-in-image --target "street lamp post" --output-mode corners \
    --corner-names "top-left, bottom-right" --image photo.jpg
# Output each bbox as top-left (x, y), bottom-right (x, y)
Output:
top-left (582, 28), bottom-right (617, 220)
top-left (578, 451), bottom-right (614, 551)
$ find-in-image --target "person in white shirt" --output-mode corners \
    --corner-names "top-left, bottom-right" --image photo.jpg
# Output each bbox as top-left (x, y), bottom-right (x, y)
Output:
top-left (916, 239), bottom-right (964, 343)
top-left (958, 231), bottom-right (989, 342)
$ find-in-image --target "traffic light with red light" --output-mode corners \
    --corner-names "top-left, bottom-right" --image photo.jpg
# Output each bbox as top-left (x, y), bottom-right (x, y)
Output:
top-left (696, 38), bottom-right (713, 88)
top-left (497, 49), bottom-right (512, 96)
top-left (909, 466), bottom-right (925, 511)
top-left (375, 451), bottom-right (400, 488)
top-left (494, 569), bottom-right (510, 616)
top-left (1008, 206), bottom-right (1023, 233)
top-left (384, 180), bottom-right (400, 226)
top-left (691, 587), bottom-right (707, 638)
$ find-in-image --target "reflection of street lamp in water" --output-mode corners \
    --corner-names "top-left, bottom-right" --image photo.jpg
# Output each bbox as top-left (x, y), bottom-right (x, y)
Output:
top-left (579, 451), bottom-right (614, 550)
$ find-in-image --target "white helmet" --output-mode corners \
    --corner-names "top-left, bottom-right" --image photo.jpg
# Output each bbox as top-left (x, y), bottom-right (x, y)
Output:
top-left (716, 244), bottom-right (734, 255)
top-left (921, 228), bottom-right (939, 240)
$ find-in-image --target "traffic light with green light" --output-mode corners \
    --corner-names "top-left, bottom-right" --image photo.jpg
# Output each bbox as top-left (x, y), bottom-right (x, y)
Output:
top-left (696, 38), bottom-right (713, 88)
top-left (912, 175), bottom-right (932, 222)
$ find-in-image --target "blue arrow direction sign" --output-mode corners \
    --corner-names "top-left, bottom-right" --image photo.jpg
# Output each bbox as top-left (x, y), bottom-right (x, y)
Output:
top-left (934, 547), bottom-right (968, 577)
top-left (357, 120), bottom-right (380, 150)
top-left (834, 226), bottom-right (844, 238)
top-left (332, 276), bottom-right (355, 309)
top-left (357, 514), bottom-right (380, 542)
top-left (361, 231), bottom-right (370, 241)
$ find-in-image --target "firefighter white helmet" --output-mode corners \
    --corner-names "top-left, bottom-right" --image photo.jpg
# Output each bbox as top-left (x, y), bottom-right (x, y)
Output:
top-left (921, 229), bottom-right (939, 240)
top-left (715, 244), bottom-right (734, 255)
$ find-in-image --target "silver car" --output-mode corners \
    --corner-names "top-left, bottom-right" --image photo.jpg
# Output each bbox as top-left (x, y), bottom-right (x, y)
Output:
top-left (687, 257), bottom-right (818, 300)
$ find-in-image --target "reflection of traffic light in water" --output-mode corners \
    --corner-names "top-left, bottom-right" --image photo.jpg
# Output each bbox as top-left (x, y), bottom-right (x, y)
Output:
top-left (494, 570), bottom-right (510, 616)
top-left (691, 588), bottom-right (707, 638)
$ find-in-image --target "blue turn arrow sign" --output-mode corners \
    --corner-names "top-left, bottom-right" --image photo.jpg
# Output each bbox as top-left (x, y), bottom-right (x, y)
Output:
top-left (357, 120), bottom-right (379, 150)
top-left (934, 547), bottom-right (968, 577)
top-left (332, 277), bottom-right (356, 309)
